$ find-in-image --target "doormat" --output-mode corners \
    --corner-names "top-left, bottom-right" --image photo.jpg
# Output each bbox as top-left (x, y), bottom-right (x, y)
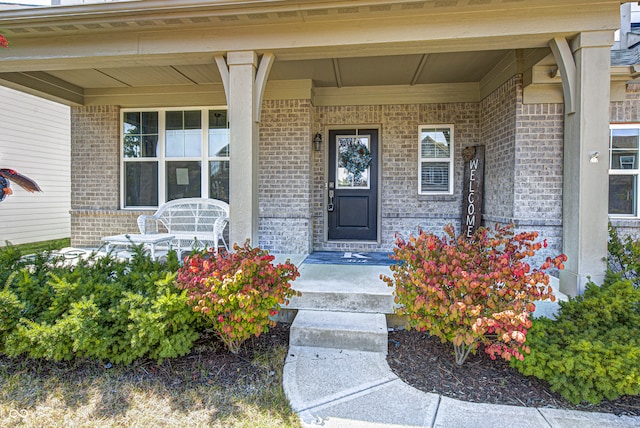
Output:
top-left (302, 251), bottom-right (395, 266)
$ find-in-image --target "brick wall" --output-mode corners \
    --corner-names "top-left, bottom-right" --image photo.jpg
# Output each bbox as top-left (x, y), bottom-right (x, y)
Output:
top-left (70, 105), bottom-right (143, 247)
top-left (481, 75), bottom-right (517, 220)
top-left (71, 105), bottom-right (120, 210)
top-left (71, 209), bottom-right (143, 248)
top-left (480, 75), bottom-right (564, 262)
top-left (313, 103), bottom-right (480, 251)
top-left (514, 102), bottom-right (564, 222)
top-left (311, 91), bottom-right (563, 255)
top-left (259, 99), bottom-right (313, 253)
top-left (67, 78), bottom-right (600, 256)
top-left (610, 82), bottom-right (640, 122)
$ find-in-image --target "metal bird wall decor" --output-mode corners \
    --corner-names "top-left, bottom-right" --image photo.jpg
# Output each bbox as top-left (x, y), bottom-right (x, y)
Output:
top-left (0, 169), bottom-right (42, 202)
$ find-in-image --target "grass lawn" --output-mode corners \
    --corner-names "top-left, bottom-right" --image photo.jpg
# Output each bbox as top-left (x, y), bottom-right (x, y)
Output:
top-left (0, 326), bottom-right (300, 428)
top-left (0, 239), bottom-right (301, 428)
top-left (3, 238), bottom-right (70, 255)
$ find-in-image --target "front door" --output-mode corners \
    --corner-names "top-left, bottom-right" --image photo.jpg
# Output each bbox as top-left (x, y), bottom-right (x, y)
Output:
top-left (327, 129), bottom-right (378, 241)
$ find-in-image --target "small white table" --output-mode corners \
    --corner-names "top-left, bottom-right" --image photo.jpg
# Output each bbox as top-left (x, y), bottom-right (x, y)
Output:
top-left (102, 233), bottom-right (175, 260)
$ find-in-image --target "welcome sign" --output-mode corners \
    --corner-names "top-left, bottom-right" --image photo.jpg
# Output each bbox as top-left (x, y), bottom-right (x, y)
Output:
top-left (461, 146), bottom-right (485, 239)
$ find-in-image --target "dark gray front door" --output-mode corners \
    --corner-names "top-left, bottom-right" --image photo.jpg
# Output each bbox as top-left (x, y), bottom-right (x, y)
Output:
top-left (327, 129), bottom-right (378, 241)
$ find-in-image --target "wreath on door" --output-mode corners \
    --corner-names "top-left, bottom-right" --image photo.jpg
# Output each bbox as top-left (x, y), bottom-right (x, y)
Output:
top-left (339, 140), bottom-right (372, 181)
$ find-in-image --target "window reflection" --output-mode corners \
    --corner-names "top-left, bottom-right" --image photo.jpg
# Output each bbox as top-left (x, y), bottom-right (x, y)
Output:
top-left (125, 162), bottom-right (158, 207)
top-left (166, 161), bottom-right (202, 201)
top-left (209, 161), bottom-right (229, 203)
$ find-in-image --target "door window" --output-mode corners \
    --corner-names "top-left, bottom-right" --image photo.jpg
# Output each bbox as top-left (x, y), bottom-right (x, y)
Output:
top-left (336, 135), bottom-right (372, 189)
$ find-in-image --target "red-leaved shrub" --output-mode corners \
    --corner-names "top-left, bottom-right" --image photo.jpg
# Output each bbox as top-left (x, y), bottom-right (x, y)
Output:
top-left (176, 241), bottom-right (300, 353)
top-left (382, 224), bottom-right (566, 365)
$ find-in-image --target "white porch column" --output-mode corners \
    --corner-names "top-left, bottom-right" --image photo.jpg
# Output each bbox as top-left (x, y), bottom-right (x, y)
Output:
top-left (554, 31), bottom-right (613, 295)
top-left (216, 51), bottom-right (274, 247)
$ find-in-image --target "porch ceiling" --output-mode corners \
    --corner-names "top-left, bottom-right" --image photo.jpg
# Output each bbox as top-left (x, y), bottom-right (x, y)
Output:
top-left (39, 50), bottom-right (512, 90)
top-left (0, 0), bottom-right (621, 105)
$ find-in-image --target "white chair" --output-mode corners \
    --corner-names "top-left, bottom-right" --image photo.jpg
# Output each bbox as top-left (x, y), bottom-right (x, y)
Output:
top-left (137, 198), bottom-right (229, 253)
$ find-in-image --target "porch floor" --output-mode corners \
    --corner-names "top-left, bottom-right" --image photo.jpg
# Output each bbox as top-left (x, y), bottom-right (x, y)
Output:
top-left (280, 252), bottom-right (568, 319)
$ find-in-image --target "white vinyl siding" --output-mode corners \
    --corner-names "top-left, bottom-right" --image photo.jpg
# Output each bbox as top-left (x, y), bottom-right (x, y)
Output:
top-left (0, 86), bottom-right (71, 246)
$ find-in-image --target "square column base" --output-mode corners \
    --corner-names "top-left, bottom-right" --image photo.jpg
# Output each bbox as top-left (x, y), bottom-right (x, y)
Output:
top-left (559, 270), bottom-right (605, 296)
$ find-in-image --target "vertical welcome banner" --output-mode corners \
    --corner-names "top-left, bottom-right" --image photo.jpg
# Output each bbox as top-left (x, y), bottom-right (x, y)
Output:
top-left (461, 145), bottom-right (485, 239)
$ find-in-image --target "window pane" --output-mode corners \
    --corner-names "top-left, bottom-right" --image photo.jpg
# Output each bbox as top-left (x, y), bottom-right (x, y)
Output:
top-left (123, 112), bottom-right (158, 158)
top-left (609, 174), bottom-right (637, 215)
top-left (209, 160), bottom-right (229, 203)
top-left (209, 110), bottom-right (227, 128)
top-left (141, 112), bottom-right (158, 134)
top-left (123, 112), bottom-right (140, 135)
top-left (184, 130), bottom-right (202, 157)
top-left (209, 129), bottom-right (230, 157)
top-left (612, 152), bottom-right (638, 170)
top-left (420, 128), bottom-right (451, 159)
top-left (142, 136), bottom-right (158, 157)
top-left (209, 110), bottom-right (229, 157)
top-left (421, 162), bottom-right (450, 192)
top-left (125, 162), bottom-right (158, 207)
top-left (184, 110), bottom-right (201, 129)
top-left (167, 161), bottom-right (201, 201)
top-left (166, 111), bottom-right (183, 130)
top-left (337, 136), bottom-right (370, 189)
top-left (611, 129), bottom-right (639, 170)
top-left (123, 135), bottom-right (141, 158)
top-left (165, 111), bottom-right (202, 158)
top-left (611, 128), bottom-right (639, 149)
top-left (165, 131), bottom-right (183, 157)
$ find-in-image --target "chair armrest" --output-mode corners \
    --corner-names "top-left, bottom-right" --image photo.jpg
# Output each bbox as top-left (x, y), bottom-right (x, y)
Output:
top-left (137, 214), bottom-right (158, 234)
top-left (213, 216), bottom-right (229, 250)
top-left (213, 216), bottom-right (229, 234)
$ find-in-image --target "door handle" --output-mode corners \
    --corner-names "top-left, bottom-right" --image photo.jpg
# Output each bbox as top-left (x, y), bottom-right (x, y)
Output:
top-left (328, 187), bottom-right (335, 212)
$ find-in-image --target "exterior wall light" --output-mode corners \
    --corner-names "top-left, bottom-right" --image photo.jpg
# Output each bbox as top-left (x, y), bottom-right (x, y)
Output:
top-left (589, 151), bottom-right (600, 163)
top-left (313, 133), bottom-right (323, 151)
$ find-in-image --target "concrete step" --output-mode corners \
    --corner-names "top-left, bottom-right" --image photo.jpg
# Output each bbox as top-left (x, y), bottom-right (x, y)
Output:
top-left (287, 263), bottom-right (396, 314)
top-left (290, 310), bottom-right (388, 354)
top-left (286, 287), bottom-right (395, 313)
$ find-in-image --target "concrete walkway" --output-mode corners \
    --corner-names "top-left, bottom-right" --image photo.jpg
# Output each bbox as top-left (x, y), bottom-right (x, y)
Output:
top-left (283, 345), bottom-right (640, 428)
top-left (280, 257), bottom-right (640, 428)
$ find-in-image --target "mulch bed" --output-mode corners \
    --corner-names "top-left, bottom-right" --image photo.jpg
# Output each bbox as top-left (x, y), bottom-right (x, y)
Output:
top-left (387, 329), bottom-right (640, 417)
top-left (0, 323), bottom-right (293, 391)
top-left (150, 322), bottom-right (292, 387)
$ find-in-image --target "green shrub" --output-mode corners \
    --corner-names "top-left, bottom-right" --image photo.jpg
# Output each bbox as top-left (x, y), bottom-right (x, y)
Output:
top-left (0, 245), bottom-right (202, 364)
top-left (607, 224), bottom-right (640, 287)
top-left (176, 241), bottom-right (300, 354)
top-left (382, 224), bottom-right (566, 365)
top-left (511, 280), bottom-right (640, 404)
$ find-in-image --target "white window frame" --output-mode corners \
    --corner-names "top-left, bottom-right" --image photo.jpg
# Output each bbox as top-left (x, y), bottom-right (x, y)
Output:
top-left (418, 124), bottom-right (454, 195)
top-left (609, 123), bottom-right (640, 218)
top-left (120, 106), bottom-right (229, 209)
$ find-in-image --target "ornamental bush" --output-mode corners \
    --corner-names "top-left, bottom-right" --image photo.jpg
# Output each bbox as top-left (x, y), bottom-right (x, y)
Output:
top-left (0, 245), bottom-right (201, 364)
top-left (607, 224), bottom-right (640, 288)
top-left (511, 279), bottom-right (640, 404)
top-left (176, 241), bottom-right (300, 354)
top-left (382, 224), bottom-right (566, 365)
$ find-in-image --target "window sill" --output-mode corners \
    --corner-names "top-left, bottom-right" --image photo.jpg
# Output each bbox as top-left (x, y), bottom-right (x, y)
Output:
top-left (609, 217), bottom-right (640, 227)
top-left (417, 194), bottom-right (457, 202)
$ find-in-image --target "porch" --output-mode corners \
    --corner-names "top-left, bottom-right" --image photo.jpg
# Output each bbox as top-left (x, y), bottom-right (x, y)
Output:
top-left (0, 0), bottom-right (626, 298)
